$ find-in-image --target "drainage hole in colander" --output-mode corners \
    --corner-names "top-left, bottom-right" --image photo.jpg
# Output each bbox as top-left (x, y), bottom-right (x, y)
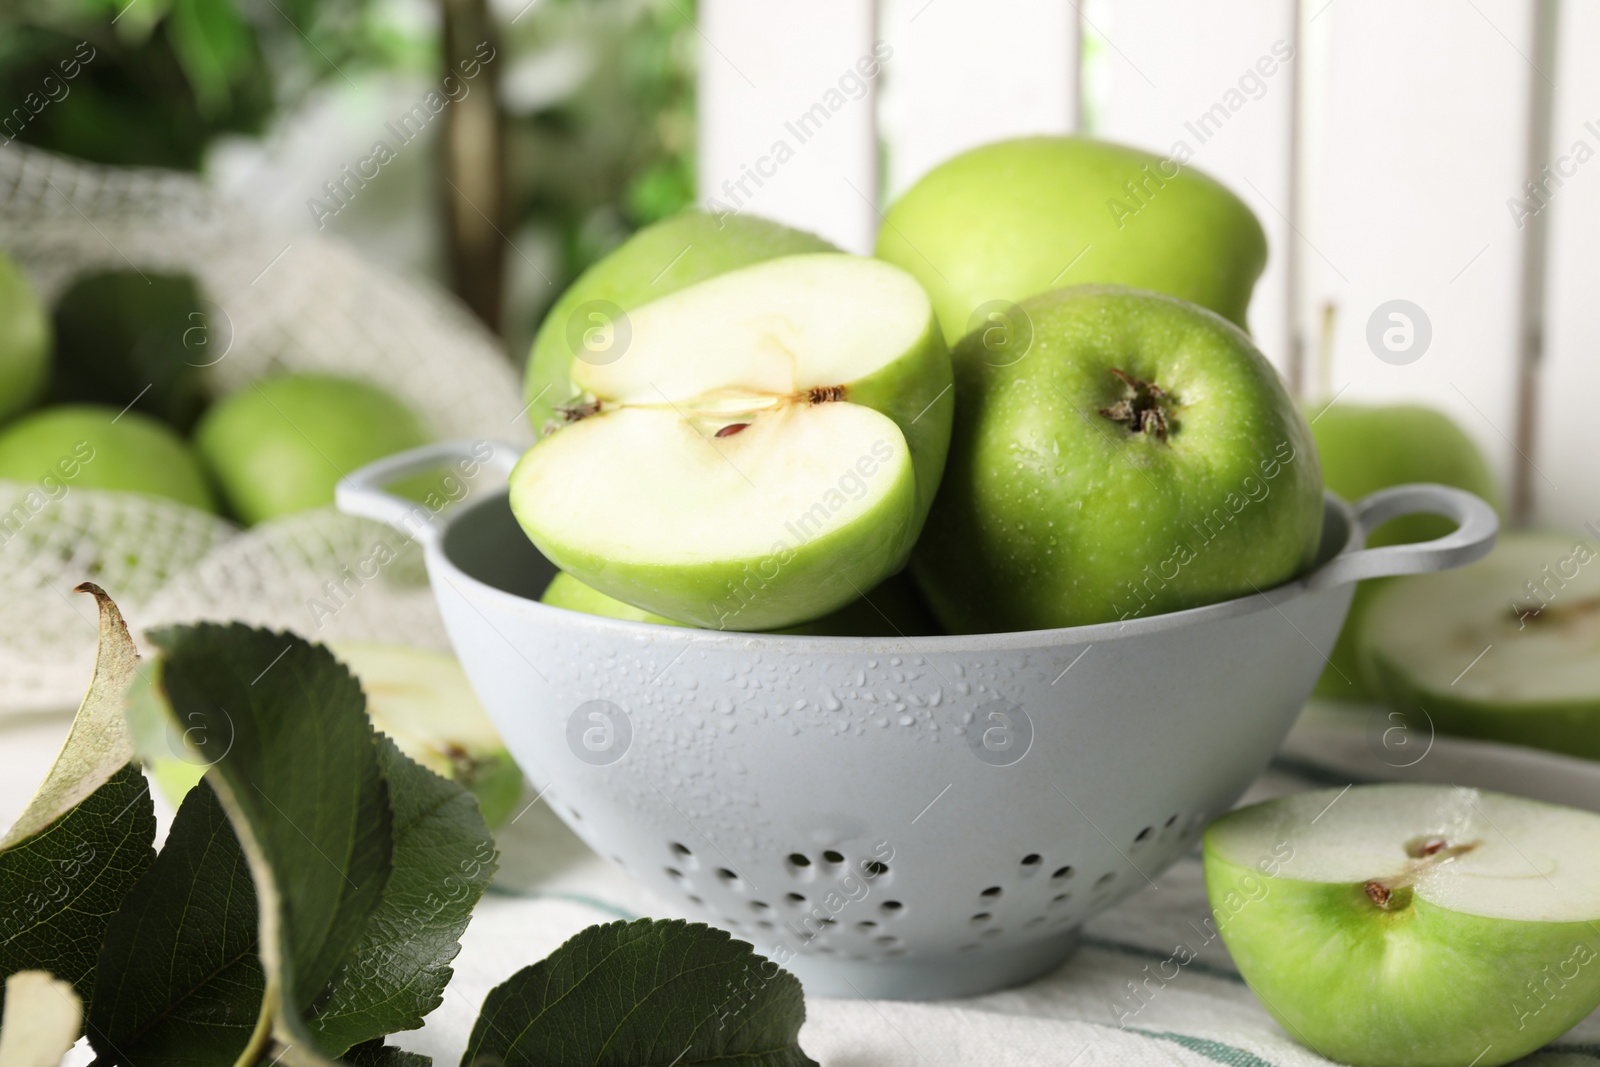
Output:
top-left (1165, 813), bottom-right (1179, 829)
top-left (1020, 853), bottom-right (1042, 872)
top-left (980, 927), bottom-right (1003, 940)
top-left (980, 885), bottom-right (1003, 900)
top-left (880, 900), bottom-right (904, 915)
top-left (785, 853), bottom-right (813, 878)
top-left (669, 842), bottom-right (699, 870)
top-left (568, 808), bottom-right (583, 821)
top-left (1051, 865), bottom-right (1074, 882)
top-left (785, 892), bottom-right (807, 906)
top-left (749, 900), bottom-right (769, 913)
top-left (856, 920), bottom-right (877, 931)
top-left (1132, 826), bottom-right (1154, 846)
top-left (1049, 893), bottom-right (1071, 907)
top-left (821, 849), bottom-right (846, 866)
top-left (819, 917), bottom-right (837, 926)
top-left (1025, 916), bottom-right (1045, 928)
top-left (1095, 872), bottom-right (1116, 889)
top-left (716, 867), bottom-right (742, 887)
top-left (686, 894), bottom-right (703, 905)
top-left (873, 935), bottom-right (899, 947)
top-left (969, 912), bottom-right (993, 925)
top-left (757, 920), bottom-right (776, 930)
top-left (664, 867), bottom-right (686, 883)
top-left (861, 860), bottom-right (890, 878)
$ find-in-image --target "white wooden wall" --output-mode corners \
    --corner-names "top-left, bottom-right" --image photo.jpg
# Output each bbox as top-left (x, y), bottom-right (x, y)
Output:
top-left (697, 0), bottom-right (1594, 531)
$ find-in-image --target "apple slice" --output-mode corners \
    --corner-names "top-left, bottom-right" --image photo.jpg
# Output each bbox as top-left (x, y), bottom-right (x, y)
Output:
top-left (1358, 532), bottom-right (1600, 761)
top-left (1206, 783), bottom-right (1600, 1067)
top-left (510, 252), bottom-right (950, 632)
top-left (541, 570), bottom-right (939, 636)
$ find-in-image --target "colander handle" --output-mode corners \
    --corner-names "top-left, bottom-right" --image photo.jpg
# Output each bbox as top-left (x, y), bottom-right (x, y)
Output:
top-left (1307, 483), bottom-right (1499, 590)
top-left (335, 439), bottom-right (522, 546)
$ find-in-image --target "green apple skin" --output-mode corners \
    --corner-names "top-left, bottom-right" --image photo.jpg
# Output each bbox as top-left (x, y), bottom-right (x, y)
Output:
top-left (876, 136), bottom-right (1267, 342)
top-left (542, 571), bottom-right (940, 637)
top-left (195, 374), bottom-right (430, 525)
top-left (912, 286), bottom-right (1322, 633)
top-left (1358, 533), bottom-right (1600, 762)
top-left (0, 250), bottom-right (51, 424)
top-left (523, 211), bottom-right (834, 433)
top-left (0, 404), bottom-right (216, 511)
top-left (1308, 402), bottom-right (1501, 702)
top-left (1206, 789), bottom-right (1600, 1067)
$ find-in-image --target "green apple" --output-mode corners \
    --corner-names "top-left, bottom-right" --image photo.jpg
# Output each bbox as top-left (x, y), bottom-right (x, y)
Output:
top-left (523, 211), bottom-right (834, 434)
top-left (1358, 532), bottom-right (1600, 761)
top-left (876, 136), bottom-right (1267, 342)
top-left (0, 248), bottom-right (51, 424)
top-left (0, 404), bottom-right (216, 511)
top-left (509, 243), bottom-right (953, 632)
top-left (541, 570), bottom-right (939, 636)
top-left (1308, 401), bottom-right (1501, 702)
top-left (1206, 783), bottom-right (1600, 1067)
top-left (49, 270), bottom-right (210, 432)
top-left (152, 641), bottom-right (524, 827)
top-left (912, 286), bottom-right (1322, 633)
top-left (195, 373), bottom-right (431, 525)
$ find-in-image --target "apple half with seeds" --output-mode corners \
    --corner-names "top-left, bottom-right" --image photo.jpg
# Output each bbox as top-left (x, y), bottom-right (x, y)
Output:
top-left (510, 244), bottom-right (952, 632)
top-left (1358, 532), bottom-right (1600, 761)
top-left (1206, 783), bottom-right (1600, 1067)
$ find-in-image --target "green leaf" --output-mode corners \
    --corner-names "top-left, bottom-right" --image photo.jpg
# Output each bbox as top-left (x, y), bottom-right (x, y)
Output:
top-left (131, 623), bottom-right (395, 1067)
top-left (0, 972), bottom-right (82, 1067)
top-left (87, 781), bottom-right (264, 1067)
top-left (0, 585), bottom-right (155, 1016)
top-left (343, 1040), bottom-right (431, 1067)
top-left (461, 920), bottom-right (818, 1067)
top-left (308, 737), bottom-right (497, 1056)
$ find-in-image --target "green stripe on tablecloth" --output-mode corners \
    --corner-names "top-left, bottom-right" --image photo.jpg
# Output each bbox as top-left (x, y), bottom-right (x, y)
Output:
top-left (1135, 1029), bottom-right (1278, 1067)
top-left (1550, 1046), bottom-right (1600, 1060)
top-left (1080, 936), bottom-right (1244, 984)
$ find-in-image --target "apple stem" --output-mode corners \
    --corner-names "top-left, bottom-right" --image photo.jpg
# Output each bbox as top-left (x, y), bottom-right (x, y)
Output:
top-left (1099, 368), bottom-right (1173, 440)
top-left (1363, 881), bottom-right (1394, 908)
top-left (808, 385), bottom-right (847, 404)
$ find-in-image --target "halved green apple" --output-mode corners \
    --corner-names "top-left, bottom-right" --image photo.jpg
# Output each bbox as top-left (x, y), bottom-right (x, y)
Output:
top-left (510, 251), bottom-right (951, 632)
top-left (540, 570), bottom-right (939, 636)
top-left (1359, 532), bottom-right (1600, 761)
top-left (150, 642), bottom-right (523, 827)
top-left (1206, 784), bottom-right (1600, 1067)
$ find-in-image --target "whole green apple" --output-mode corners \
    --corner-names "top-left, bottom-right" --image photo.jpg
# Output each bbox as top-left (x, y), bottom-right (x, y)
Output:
top-left (0, 404), bottom-right (215, 511)
top-left (876, 136), bottom-right (1267, 342)
top-left (195, 373), bottom-right (430, 525)
top-left (1308, 401), bottom-right (1501, 702)
top-left (0, 249), bottom-right (51, 424)
top-left (542, 570), bottom-right (939, 636)
top-left (523, 211), bottom-right (834, 434)
top-left (1206, 783), bottom-right (1600, 1067)
top-left (912, 286), bottom-right (1322, 633)
top-left (511, 215), bottom-right (953, 632)
top-left (1359, 532), bottom-right (1600, 761)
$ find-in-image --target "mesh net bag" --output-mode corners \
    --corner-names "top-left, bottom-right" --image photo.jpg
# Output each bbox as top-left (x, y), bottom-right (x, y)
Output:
top-left (0, 144), bottom-right (535, 713)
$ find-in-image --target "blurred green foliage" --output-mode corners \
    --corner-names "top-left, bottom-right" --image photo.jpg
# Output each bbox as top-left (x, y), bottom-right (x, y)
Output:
top-left (505, 0), bottom-right (697, 316)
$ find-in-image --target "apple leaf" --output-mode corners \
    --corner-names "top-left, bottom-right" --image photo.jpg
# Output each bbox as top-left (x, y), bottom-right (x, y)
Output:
top-left (86, 780), bottom-right (265, 1067)
top-left (344, 1041), bottom-right (432, 1067)
top-left (307, 736), bottom-right (497, 1056)
top-left (0, 972), bottom-right (82, 1067)
top-left (129, 622), bottom-right (395, 1067)
top-left (461, 920), bottom-right (818, 1067)
top-left (0, 585), bottom-right (155, 1017)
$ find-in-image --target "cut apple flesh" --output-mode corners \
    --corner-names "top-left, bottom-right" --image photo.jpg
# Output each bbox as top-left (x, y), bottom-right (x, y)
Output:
top-left (1208, 783), bottom-right (1600, 921)
top-left (510, 254), bottom-right (936, 631)
top-left (1362, 533), bottom-right (1600, 707)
